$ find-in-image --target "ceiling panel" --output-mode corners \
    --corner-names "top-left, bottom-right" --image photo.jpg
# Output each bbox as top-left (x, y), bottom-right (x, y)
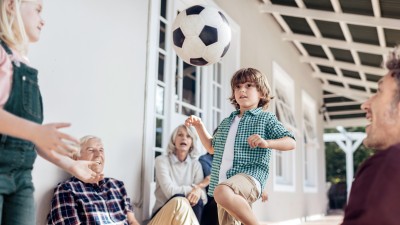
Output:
top-left (260, 0), bottom-right (398, 127)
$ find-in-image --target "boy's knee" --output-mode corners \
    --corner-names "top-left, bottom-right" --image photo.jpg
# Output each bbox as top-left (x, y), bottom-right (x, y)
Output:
top-left (214, 185), bottom-right (233, 206)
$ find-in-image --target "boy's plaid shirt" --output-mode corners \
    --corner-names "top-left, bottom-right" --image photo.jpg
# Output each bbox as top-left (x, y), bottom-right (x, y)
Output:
top-left (208, 107), bottom-right (295, 197)
top-left (47, 177), bottom-right (133, 225)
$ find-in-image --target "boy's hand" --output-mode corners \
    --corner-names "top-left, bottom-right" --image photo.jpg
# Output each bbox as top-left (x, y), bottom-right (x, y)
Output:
top-left (247, 134), bottom-right (269, 148)
top-left (261, 189), bottom-right (268, 202)
top-left (185, 115), bottom-right (202, 128)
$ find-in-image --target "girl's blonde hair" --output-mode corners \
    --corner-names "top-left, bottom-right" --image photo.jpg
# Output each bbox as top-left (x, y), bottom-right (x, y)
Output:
top-left (166, 125), bottom-right (198, 158)
top-left (229, 67), bottom-right (273, 110)
top-left (0, 0), bottom-right (31, 53)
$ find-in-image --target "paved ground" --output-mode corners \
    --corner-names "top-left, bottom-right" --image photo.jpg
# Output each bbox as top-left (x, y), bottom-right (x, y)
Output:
top-left (261, 211), bottom-right (344, 225)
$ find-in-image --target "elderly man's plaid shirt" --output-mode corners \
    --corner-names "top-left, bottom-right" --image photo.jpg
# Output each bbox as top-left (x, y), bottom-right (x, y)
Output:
top-left (209, 107), bottom-right (295, 197)
top-left (47, 177), bottom-right (133, 225)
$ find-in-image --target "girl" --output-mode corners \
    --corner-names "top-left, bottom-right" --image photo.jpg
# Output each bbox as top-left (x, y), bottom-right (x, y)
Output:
top-left (0, 0), bottom-right (100, 224)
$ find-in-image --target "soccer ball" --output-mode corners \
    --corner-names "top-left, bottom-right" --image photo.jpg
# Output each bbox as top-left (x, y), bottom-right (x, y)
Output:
top-left (172, 5), bottom-right (231, 66)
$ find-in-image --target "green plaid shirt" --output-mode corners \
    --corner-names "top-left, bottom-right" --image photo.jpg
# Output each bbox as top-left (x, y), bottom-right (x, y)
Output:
top-left (209, 107), bottom-right (295, 197)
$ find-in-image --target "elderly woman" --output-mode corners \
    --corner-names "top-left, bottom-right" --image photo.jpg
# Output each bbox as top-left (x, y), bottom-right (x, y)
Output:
top-left (151, 124), bottom-right (207, 223)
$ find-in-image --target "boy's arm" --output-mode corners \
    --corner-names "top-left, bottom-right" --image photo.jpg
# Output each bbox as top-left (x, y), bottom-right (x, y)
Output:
top-left (248, 135), bottom-right (296, 151)
top-left (185, 115), bottom-right (214, 154)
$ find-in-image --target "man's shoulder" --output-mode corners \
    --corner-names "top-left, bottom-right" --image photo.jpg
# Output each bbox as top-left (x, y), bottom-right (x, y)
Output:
top-left (102, 177), bottom-right (125, 188)
top-left (53, 177), bottom-right (81, 191)
top-left (384, 143), bottom-right (400, 163)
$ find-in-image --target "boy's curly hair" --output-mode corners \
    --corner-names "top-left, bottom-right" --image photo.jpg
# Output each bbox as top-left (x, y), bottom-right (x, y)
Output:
top-left (229, 68), bottom-right (273, 110)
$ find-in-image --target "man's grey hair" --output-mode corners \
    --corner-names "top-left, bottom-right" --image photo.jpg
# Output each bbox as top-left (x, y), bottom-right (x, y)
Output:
top-left (386, 46), bottom-right (400, 105)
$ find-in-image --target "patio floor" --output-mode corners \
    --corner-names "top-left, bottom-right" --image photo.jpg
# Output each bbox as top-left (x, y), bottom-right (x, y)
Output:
top-left (261, 211), bottom-right (343, 225)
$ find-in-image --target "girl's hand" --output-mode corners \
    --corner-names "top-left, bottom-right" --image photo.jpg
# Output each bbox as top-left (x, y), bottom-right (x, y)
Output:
top-left (247, 134), bottom-right (269, 149)
top-left (68, 160), bottom-right (104, 183)
top-left (187, 186), bottom-right (201, 206)
top-left (185, 115), bottom-right (202, 128)
top-left (32, 123), bottom-right (79, 157)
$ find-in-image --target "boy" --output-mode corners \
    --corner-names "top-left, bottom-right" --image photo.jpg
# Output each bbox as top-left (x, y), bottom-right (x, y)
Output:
top-left (185, 68), bottom-right (295, 225)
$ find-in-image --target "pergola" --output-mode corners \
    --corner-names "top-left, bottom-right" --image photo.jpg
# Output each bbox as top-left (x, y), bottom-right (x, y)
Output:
top-left (323, 127), bottom-right (366, 198)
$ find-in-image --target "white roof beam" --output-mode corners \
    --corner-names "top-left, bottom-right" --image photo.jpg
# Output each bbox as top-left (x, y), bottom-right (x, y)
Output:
top-left (325, 101), bottom-right (362, 107)
top-left (313, 72), bottom-right (378, 89)
top-left (323, 93), bottom-right (340, 98)
top-left (322, 84), bottom-right (369, 102)
top-left (324, 118), bottom-right (367, 128)
top-left (330, 0), bottom-right (342, 13)
top-left (260, 4), bottom-right (400, 30)
top-left (371, 0), bottom-right (381, 18)
top-left (328, 109), bottom-right (365, 116)
top-left (281, 33), bottom-right (391, 55)
top-left (300, 56), bottom-right (386, 75)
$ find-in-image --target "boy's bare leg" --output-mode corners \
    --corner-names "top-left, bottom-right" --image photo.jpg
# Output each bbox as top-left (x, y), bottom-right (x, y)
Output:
top-left (214, 185), bottom-right (259, 225)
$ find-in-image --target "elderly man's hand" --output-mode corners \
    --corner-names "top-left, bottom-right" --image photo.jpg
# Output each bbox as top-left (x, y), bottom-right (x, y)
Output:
top-left (127, 212), bottom-right (140, 225)
top-left (69, 160), bottom-right (104, 183)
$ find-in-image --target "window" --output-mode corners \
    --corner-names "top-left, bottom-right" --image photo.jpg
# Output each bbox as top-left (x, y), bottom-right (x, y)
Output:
top-left (212, 63), bottom-right (223, 131)
top-left (144, 0), bottom-right (239, 219)
top-left (302, 91), bottom-right (318, 192)
top-left (272, 62), bottom-right (296, 192)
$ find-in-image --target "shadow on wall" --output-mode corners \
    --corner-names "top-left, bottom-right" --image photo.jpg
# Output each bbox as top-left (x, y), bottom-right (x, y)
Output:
top-left (35, 169), bottom-right (71, 225)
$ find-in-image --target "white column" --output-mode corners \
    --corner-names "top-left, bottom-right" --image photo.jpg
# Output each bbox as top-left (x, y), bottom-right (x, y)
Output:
top-left (345, 139), bottom-right (354, 199)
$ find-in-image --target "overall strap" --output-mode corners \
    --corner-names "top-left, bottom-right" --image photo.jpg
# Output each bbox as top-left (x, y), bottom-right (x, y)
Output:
top-left (0, 40), bottom-right (13, 55)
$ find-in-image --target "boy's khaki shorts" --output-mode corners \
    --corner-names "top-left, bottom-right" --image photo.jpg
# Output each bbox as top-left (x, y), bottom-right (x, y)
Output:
top-left (217, 173), bottom-right (260, 225)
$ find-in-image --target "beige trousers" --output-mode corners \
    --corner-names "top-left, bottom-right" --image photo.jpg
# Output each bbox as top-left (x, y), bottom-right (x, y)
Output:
top-left (148, 197), bottom-right (199, 225)
top-left (217, 173), bottom-right (260, 225)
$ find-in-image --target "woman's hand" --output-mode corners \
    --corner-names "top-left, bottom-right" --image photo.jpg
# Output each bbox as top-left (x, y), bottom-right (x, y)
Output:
top-left (187, 185), bottom-right (202, 206)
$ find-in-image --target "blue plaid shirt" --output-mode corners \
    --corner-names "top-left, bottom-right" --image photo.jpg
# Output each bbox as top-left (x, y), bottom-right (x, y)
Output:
top-left (209, 107), bottom-right (295, 197)
top-left (47, 177), bottom-right (133, 225)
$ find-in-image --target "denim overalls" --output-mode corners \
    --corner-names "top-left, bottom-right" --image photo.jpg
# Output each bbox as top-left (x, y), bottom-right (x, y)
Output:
top-left (0, 41), bottom-right (43, 225)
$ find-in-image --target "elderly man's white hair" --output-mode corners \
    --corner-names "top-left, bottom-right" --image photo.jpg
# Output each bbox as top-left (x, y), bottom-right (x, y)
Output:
top-left (79, 135), bottom-right (102, 152)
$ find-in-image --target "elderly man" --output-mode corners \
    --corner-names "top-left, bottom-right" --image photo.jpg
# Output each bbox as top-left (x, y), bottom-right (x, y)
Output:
top-left (47, 135), bottom-right (140, 225)
top-left (341, 47), bottom-right (400, 225)
top-left (47, 135), bottom-right (198, 225)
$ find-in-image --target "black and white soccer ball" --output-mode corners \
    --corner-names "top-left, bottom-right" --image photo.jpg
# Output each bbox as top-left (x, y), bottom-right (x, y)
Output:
top-left (172, 5), bottom-right (231, 66)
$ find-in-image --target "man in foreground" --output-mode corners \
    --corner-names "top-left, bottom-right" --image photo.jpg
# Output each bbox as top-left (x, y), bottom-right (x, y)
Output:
top-left (341, 47), bottom-right (400, 225)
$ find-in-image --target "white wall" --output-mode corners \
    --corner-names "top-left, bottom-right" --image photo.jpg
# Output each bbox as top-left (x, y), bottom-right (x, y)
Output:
top-left (214, 0), bottom-right (327, 222)
top-left (30, 1), bottom-right (149, 224)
